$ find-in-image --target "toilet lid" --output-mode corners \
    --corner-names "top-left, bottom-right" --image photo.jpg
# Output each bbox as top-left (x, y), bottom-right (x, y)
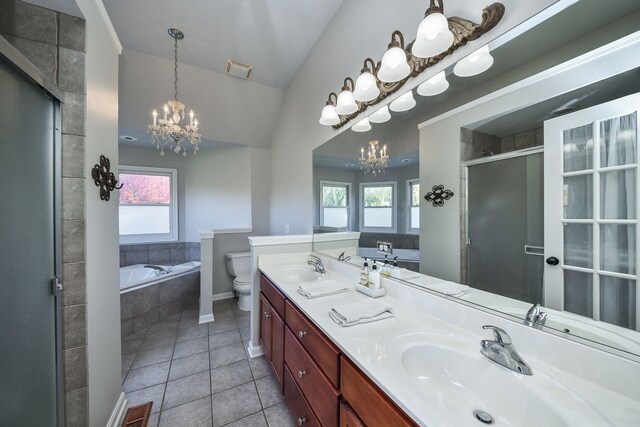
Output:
top-left (235, 273), bottom-right (251, 284)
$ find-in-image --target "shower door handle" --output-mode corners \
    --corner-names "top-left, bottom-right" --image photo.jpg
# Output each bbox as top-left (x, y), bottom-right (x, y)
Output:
top-left (546, 256), bottom-right (560, 266)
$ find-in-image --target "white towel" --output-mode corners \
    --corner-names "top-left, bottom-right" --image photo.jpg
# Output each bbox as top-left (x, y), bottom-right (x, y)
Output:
top-left (329, 300), bottom-right (393, 327)
top-left (297, 280), bottom-right (348, 299)
top-left (424, 281), bottom-right (471, 297)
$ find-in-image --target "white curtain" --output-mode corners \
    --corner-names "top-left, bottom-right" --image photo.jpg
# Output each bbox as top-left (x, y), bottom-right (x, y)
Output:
top-left (601, 112), bottom-right (637, 328)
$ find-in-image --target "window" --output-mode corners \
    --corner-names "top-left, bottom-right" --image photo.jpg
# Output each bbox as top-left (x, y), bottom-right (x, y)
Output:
top-left (360, 182), bottom-right (396, 232)
top-left (320, 181), bottom-right (350, 230)
top-left (408, 179), bottom-right (420, 234)
top-left (119, 166), bottom-right (178, 243)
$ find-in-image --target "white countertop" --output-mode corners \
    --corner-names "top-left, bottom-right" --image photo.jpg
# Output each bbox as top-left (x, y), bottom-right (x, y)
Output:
top-left (258, 258), bottom-right (640, 427)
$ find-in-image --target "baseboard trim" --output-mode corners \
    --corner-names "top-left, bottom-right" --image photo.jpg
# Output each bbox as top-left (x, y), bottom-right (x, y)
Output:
top-left (212, 292), bottom-right (235, 302)
top-left (106, 392), bottom-right (127, 427)
top-left (247, 340), bottom-right (264, 358)
top-left (199, 313), bottom-right (214, 324)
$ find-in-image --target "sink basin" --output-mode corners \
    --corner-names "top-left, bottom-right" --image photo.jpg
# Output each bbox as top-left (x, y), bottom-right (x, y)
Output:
top-left (387, 332), bottom-right (612, 427)
top-left (274, 266), bottom-right (322, 283)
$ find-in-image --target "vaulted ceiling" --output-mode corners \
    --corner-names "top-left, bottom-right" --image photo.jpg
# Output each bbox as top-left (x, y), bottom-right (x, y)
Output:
top-left (103, 0), bottom-right (343, 90)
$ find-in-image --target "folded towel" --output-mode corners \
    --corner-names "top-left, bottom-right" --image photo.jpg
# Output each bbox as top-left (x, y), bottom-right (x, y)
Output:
top-left (399, 269), bottom-right (422, 280)
top-left (329, 300), bottom-right (393, 327)
top-left (424, 281), bottom-right (471, 297)
top-left (297, 280), bottom-right (348, 299)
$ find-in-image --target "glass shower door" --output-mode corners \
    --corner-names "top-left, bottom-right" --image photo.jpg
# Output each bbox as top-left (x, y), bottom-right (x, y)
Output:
top-left (467, 151), bottom-right (544, 304)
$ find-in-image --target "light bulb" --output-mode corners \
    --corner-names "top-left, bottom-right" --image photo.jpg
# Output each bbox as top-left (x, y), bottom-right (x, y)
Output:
top-left (417, 71), bottom-right (449, 96)
top-left (454, 45), bottom-right (494, 77)
top-left (368, 105), bottom-right (391, 124)
top-left (390, 91), bottom-right (416, 112)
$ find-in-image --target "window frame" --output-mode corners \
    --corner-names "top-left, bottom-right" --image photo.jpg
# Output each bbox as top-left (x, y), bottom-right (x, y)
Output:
top-left (407, 178), bottom-right (420, 235)
top-left (360, 181), bottom-right (397, 233)
top-left (319, 180), bottom-right (351, 231)
top-left (118, 165), bottom-right (178, 244)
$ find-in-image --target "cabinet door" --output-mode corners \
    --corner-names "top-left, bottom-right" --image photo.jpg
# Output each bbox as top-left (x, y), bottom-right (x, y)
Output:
top-left (340, 401), bottom-right (365, 427)
top-left (271, 309), bottom-right (285, 391)
top-left (260, 293), bottom-right (273, 360)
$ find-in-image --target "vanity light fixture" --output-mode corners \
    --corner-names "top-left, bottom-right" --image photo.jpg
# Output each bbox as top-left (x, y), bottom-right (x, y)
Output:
top-left (390, 91), bottom-right (416, 112)
top-left (352, 117), bottom-right (372, 133)
top-left (353, 58), bottom-right (381, 102)
top-left (412, 0), bottom-right (455, 58)
top-left (359, 140), bottom-right (389, 176)
top-left (319, 2), bottom-right (505, 129)
top-left (368, 105), bottom-right (391, 124)
top-left (453, 44), bottom-right (494, 77)
top-left (336, 78), bottom-right (359, 115)
top-left (417, 71), bottom-right (449, 96)
top-left (319, 93), bottom-right (340, 126)
top-left (148, 28), bottom-right (201, 157)
top-left (378, 31), bottom-right (412, 83)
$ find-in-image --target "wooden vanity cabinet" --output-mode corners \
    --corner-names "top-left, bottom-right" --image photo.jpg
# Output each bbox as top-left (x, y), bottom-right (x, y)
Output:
top-left (259, 273), bottom-right (416, 427)
top-left (259, 276), bottom-right (286, 391)
top-left (339, 401), bottom-right (365, 427)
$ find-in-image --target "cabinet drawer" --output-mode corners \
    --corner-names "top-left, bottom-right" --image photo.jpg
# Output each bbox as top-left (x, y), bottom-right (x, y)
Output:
top-left (285, 327), bottom-right (339, 427)
top-left (261, 274), bottom-right (286, 318)
top-left (285, 300), bottom-right (341, 387)
top-left (340, 357), bottom-right (416, 427)
top-left (340, 401), bottom-right (365, 427)
top-left (284, 364), bottom-right (321, 427)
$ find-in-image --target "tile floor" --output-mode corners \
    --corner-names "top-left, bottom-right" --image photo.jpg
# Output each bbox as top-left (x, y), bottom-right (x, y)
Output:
top-left (121, 298), bottom-right (296, 427)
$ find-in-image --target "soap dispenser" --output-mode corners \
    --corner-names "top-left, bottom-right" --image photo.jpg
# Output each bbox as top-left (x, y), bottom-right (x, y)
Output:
top-left (391, 256), bottom-right (401, 279)
top-left (369, 264), bottom-right (381, 289)
top-left (360, 259), bottom-right (370, 287)
top-left (382, 255), bottom-right (391, 276)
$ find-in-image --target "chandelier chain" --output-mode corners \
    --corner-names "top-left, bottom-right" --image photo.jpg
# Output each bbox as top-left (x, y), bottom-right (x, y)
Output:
top-left (174, 37), bottom-right (178, 101)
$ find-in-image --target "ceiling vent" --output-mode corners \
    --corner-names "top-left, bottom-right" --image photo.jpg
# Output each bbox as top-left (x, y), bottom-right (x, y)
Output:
top-left (225, 59), bottom-right (253, 80)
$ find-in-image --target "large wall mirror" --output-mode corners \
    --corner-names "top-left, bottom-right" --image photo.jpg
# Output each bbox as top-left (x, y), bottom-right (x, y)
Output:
top-left (313, 0), bottom-right (640, 361)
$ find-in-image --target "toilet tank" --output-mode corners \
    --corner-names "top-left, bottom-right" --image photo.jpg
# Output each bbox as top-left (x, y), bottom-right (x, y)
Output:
top-left (225, 251), bottom-right (251, 277)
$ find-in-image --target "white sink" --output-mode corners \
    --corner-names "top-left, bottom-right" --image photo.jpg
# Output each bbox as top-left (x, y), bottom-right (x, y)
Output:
top-left (274, 266), bottom-right (322, 283)
top-left (387, 332), bottom-right (612, 427)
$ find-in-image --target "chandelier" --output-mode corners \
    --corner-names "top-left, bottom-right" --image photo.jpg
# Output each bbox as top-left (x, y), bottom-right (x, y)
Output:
top-left (148, 28), bottom-right (201, 157)
top-left (359, 140), bottom-right (389, 176)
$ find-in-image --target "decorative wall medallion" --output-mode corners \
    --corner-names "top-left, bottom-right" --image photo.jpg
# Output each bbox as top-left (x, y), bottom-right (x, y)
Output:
top-left (425, 185), bottom-right (454, 207)
top-left (91, 155), bottom-right (122, 201)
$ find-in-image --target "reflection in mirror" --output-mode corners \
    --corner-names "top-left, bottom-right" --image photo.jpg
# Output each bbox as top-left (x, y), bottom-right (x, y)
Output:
top-left (313, 0), bottom-right (640, 360)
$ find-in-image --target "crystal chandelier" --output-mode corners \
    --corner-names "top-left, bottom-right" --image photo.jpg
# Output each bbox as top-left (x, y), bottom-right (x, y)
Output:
top-left (148, 28), bottom-right (201, 157)
top-left (359, 140), bottom-right (389, 176)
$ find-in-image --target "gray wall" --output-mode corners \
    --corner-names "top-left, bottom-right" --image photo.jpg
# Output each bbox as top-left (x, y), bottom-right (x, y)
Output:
top-left (0, 3), bottom-right (90, 425)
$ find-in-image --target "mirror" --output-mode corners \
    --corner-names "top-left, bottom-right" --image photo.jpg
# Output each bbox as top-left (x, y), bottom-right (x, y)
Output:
top-left (313, 0), bottom-right (640, 360)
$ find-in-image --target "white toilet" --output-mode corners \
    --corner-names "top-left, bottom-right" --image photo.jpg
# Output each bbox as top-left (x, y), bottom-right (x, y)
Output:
top-left (225, 251), bottom-right (252, 312)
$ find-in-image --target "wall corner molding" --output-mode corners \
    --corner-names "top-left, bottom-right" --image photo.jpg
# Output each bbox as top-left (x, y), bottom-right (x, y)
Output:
top-left (106, 392), bottom-right (127, 427)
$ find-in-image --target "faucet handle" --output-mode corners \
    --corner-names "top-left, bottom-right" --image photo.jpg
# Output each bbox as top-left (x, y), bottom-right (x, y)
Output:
top-left (308, 254), bottom-right (321, 263)
top-left (482, 325), bottom-right (512, 345)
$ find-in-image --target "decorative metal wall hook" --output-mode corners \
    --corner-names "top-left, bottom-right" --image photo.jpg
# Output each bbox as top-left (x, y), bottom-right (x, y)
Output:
top-left (425, 185), bottom-right (454, 207)
top-left (91, 155), bottom-right (123, 201)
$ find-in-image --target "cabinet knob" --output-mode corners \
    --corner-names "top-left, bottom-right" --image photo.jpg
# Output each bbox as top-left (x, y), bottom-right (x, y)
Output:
top-left (264, 311), bottom-right (272, 319)
top-left (297, 369), bottom-right (306, 378)
top-left (297, 417), bottom-right (306, 426)
top-left (298, 331), bottom-right (307, 338)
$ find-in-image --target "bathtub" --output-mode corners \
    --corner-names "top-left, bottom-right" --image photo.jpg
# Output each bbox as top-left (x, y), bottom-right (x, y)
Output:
top-left (120, 262), bottom-right (201, 292)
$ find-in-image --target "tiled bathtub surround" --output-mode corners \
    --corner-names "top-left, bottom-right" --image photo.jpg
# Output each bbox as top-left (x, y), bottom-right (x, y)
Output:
top-left (359, 232), bottom-right (419, 250)
top-left (120, 242), bottom-right (201, 267)
top-left (121, 272), bottom-right (200, 339)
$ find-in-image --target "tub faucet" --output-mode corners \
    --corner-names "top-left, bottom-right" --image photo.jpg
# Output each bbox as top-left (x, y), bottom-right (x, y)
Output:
top-left (525, 303), bottom-right (548, 327)
top-left (144, 265), bottom-right (170, 275)
top-left (338, 252), bottom-right (351, 263)
top-left (480, 325), bottom-right (533, 375)
top-left (307, 255), bottom-right (326, 274)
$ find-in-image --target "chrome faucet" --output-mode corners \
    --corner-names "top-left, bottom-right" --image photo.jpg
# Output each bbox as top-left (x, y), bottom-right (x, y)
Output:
top-left (307, 255), bottom-right (326, 274)
top-left (525, 303), bottom-right (548, 327)
top-left (480, 325), bottom-right (533, 375)
top-left (338, 251), bottom-right (351, 263)
top-left (144, 264), bottom-right (170, 275)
